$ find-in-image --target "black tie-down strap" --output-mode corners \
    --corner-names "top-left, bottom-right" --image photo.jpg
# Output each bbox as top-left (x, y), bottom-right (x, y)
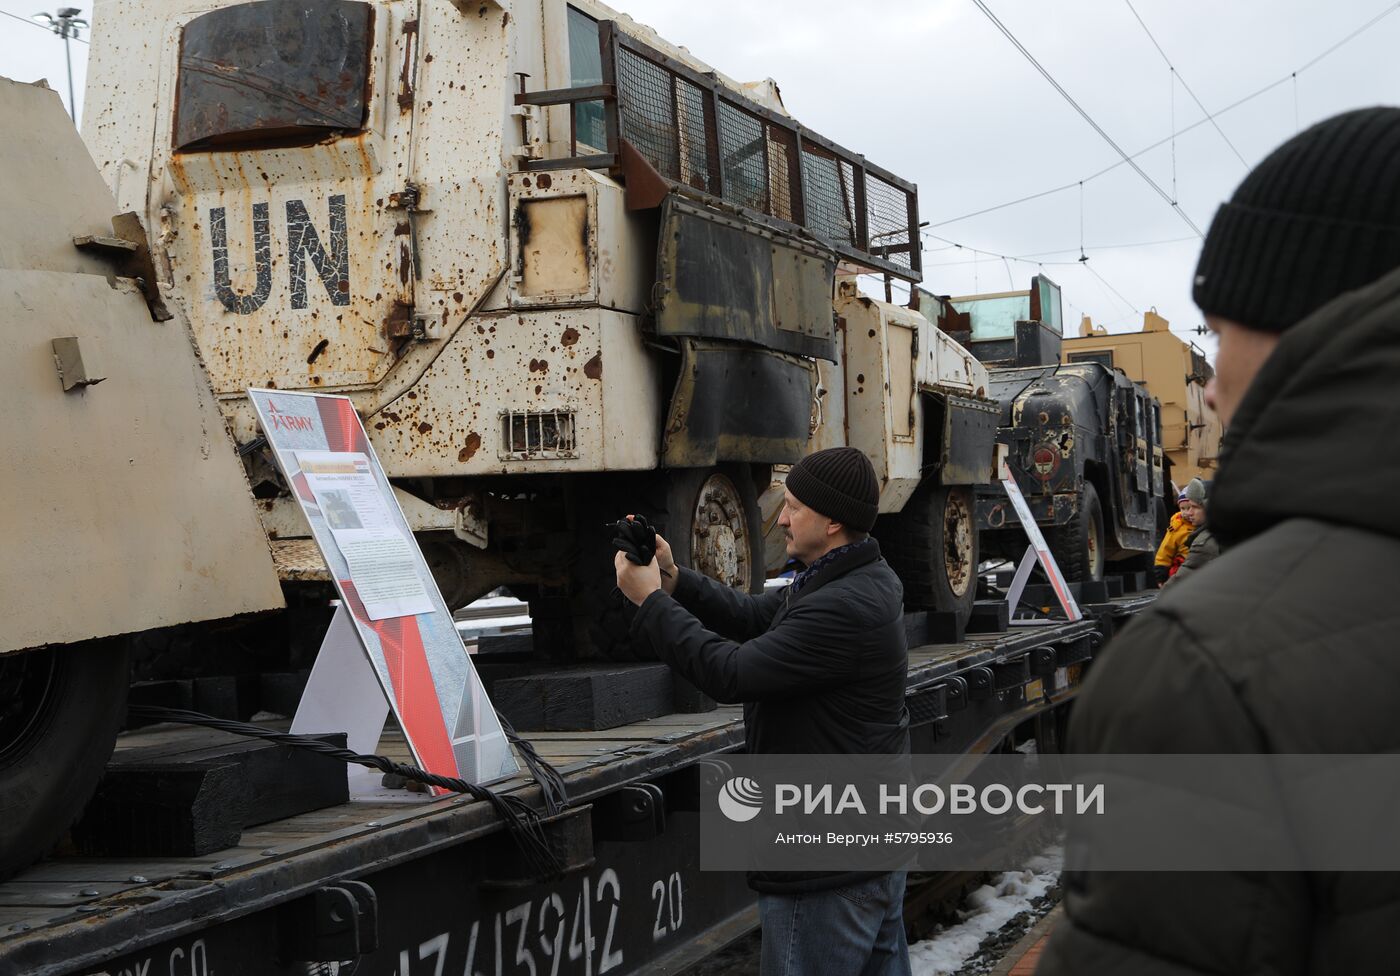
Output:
top-left (126, 705), bottom-right (569, 879)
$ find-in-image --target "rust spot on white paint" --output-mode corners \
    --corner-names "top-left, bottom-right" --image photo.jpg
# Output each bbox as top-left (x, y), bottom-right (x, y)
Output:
top-left (458, 432), bottom-right (482, 462)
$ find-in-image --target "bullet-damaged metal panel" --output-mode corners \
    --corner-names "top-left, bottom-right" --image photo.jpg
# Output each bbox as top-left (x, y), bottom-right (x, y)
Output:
top-left (517, 195), bottom-right (591, 298)
top-left (131, 0), bottom-right (419, 398)
top-left (654, 196), bottom-right (837, 361)
top-left (172, 1), bottom-right (373, 151)
top-left (919, 319), bottom-right (990, 398)
top-left (82, 1), bottom-right (168, 215)
top-left (367, 307), bottom-right (659, 476)
top-left (372, 0), bottom-right (511, 405)
top-left (835, 284), bottom-right (922, 510)
top-left (977, 490), bottom-right (1079, 532)
top-left (84, 0), bottom-right (517, 407)
top-left (661, 339), bottom-right (814, 468)
top-left (162, 139), bottom-right (405, 395)
top-left (806, 354), bottom-right (849, 455)
top-left (1001, 369), bottom-right (1100, 502)
top-left (941, 395), bottom-right (999, 486)
top-left (507, 172), bottom-right (597, 307)
top-left (835, 281), bottom-right (997, 509)
top-left (506, 170), bottom-right (652, 314)
top-left (886, 319), bottom-right (916, 439)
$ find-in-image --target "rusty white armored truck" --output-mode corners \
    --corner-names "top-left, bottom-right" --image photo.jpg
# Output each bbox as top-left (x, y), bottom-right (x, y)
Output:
top-left (83, 0), bottom-right (998, 655)
top-left (0, 76), bottom-right (286, 876)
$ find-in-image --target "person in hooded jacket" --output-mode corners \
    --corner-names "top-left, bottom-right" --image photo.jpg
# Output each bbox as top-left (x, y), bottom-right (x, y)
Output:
top-left (1153, 481), bottom-right (1203, 585)
top-left (1164, 479), bottom-right (1217, 588)
top-left (1039, 107), bottom-right (1400, 975)
top-left (615, 446), bottom-right (912, 976)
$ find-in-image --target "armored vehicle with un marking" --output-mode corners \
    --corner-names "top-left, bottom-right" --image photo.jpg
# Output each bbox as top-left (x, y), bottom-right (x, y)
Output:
top-left (83, 0), bottom-right (999, 653)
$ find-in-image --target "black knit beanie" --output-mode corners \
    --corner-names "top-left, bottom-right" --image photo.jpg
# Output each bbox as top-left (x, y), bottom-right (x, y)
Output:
top-left (1193, 106), bottom-right (1400, 332)
top-left (786, 447), bottom-right (880, 532)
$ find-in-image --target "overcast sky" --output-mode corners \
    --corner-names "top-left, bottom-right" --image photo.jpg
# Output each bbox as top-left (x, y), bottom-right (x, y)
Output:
top-left (3, 0), bottom-right (1396, 360)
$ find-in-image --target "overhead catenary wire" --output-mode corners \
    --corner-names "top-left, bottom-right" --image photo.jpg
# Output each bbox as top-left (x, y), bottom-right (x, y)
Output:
top-left (1081, 261), bottom-right (1140, 317)
top-left (0, 8), bottom-right (89, 42)
top-left (1078, 182), bottom-right (1086, 260)
top-left (969, 0), bottom-right (1204, 237)
top-left (920, 232), bottom-right (1196, 270)
top-left (1170, 68), bottom-right (1178, 201)
top-left (921, 230), bottom-right (1086, 272)
top-left (933, 0), bottom-right (1400, 229)
top-left (924, 228), bottom-right (1150, 327)
top-left (1124, 0), bottom-right (1249, 168)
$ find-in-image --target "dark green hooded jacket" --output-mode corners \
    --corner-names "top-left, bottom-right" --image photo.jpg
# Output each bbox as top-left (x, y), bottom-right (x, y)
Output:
top-left (1041, 266), bottom-right (1400, 975)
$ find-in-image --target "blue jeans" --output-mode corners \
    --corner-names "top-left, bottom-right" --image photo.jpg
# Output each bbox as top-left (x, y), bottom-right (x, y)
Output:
top-left (758, 871), bottom-right (911, 976)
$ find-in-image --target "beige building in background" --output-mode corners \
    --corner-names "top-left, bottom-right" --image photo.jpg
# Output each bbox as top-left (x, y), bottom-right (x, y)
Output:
top-left (1062, 311), bottom-right (1223, 486)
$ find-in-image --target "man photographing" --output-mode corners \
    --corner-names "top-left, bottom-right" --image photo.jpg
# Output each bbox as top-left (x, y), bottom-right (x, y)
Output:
top-left (614, 446), bottom-right (912, 976)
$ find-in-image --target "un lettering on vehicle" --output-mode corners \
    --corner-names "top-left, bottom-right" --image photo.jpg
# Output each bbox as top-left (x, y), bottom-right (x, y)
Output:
top-left (163, 168), bottom-right (410, 397)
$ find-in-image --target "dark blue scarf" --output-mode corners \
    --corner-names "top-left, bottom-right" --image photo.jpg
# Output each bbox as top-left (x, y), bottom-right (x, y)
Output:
top-left (787, 539), bottom-right (873, 597)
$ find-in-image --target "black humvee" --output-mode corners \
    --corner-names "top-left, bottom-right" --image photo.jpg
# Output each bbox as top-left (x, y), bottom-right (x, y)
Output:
top-left (918, 276), bottom-right (1167, 581)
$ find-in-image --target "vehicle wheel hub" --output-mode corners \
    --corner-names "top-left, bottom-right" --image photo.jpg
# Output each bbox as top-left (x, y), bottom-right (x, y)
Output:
top-left (1087, 514), bottom-right (1104, 579)
top-left (691, 473), bottom-right (751, 589)
top-left (943, 491), bottom-right (974, 598)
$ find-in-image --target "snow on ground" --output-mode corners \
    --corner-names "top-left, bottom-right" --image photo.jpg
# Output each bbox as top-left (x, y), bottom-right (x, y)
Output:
top-left (909, 846), bottom-right (1063, 976)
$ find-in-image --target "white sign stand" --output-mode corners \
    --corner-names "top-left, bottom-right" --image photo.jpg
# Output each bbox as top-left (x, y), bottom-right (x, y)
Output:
top-left (999, 460), bottom-right (1083, 622)
top-left (248, 388), bottom-right (519, 796)
top-left (1003, 547), bottom-right (1040, 617)
top-left (291, 604), bottom-right (394, 798)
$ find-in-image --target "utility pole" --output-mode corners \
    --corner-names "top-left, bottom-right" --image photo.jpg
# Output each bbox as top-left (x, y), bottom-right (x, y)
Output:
top-left (32, 7), bottom-right (88, 122)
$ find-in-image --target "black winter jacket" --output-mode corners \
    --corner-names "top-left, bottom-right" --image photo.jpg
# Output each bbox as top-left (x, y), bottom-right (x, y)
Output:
top-left (631, 539), bottom-right (910, 756)
top-left (631, 539), bottom-right (910, 893)
top-left (1041, 266), bottom-right (1400, 975)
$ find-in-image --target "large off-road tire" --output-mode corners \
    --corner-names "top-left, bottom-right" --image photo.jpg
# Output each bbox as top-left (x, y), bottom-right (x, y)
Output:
top-left (1045, 481), bottom-right (1106, 582)
top-left (875, 483), bottom-right (979, 629)
top-left (533, 465), bottom-right (764, 660)
top-left (0, 640), bottom-right (129, 878)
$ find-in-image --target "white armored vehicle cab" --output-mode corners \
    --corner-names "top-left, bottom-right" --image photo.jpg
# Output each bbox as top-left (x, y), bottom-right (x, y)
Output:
top-left (83, 0), bottom-right (996, 655)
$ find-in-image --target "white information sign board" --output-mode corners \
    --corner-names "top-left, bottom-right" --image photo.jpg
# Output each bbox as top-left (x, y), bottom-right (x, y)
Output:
top-left (297, 451), bottom-right (435, 620)
top-left (249, 389), bottom-right (519, 790)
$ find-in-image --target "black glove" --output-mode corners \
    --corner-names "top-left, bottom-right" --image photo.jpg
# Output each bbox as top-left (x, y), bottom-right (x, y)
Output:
top-left (609, 514), bottom-right (657, 567)
top-left (1153, 565), bottom-right (1170, 586)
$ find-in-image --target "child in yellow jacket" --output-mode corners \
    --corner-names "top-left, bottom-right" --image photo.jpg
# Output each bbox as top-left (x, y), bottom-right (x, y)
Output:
top-left (1155, 479), bottom-right (1206, 586)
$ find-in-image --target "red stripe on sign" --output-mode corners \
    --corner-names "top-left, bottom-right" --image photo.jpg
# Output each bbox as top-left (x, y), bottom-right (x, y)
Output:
top-left (340, 581), bottom-right (458, 784)
top-left (1044, 563), bottom-right (1082, 621)
top-left (316, 396), bottom-right (371, 455)
top-left (312, 396), bottom-right (455, 783)
top-left (291, 470), bottom-right (316, 504)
